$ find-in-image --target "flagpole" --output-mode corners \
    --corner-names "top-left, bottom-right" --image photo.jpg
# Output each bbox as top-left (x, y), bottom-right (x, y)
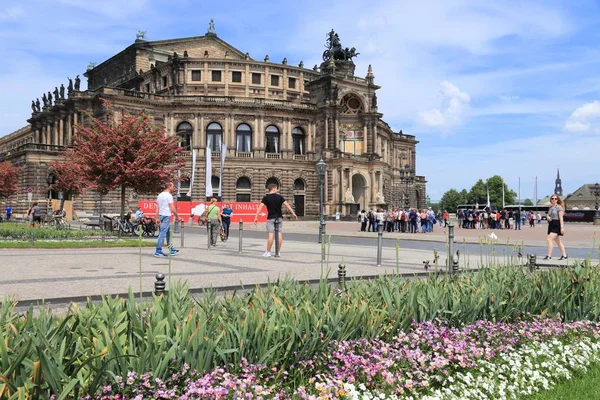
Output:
top-left (502, 176), bottom-right (505, 208)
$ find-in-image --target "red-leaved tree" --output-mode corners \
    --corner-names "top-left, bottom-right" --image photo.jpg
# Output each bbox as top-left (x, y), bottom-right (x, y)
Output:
top-left (0, 161), bottom-right (21, 201)
top-left (68, 101), bottom-right (184, 217)
top-left (48, 159), bottom-right (87, 212)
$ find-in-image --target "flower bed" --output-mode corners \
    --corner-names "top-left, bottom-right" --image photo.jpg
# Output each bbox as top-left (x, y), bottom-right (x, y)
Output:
top-left (85, 319), bottom-right (600, 399)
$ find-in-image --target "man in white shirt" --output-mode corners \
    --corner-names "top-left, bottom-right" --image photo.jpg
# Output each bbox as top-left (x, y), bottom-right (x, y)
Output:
top-left (155, 182), bottom-right (180, 258)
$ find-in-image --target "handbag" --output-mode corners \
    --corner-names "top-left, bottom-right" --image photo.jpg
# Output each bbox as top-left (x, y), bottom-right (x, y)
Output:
top-left (220, 226), bottom-right (227, 241)
top-left (199, 206), bottom-right (212, 224)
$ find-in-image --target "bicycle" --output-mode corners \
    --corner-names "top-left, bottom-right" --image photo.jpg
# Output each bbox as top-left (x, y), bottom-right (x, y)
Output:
top-left (111, 216), bottom-right (133, 235)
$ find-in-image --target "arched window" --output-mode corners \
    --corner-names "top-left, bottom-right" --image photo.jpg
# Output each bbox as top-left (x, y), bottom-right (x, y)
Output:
top-left (265, 125), bottom-right (280, 154)
top-left (265, 177), bottom-right (279, 190)
top-left (206, 122), bottom-right (223, 152)
top-left (293, 178), bottom-right (305, 191)
top-left (236, 176), bottom-right (252, 202)
top-left (292, 127), bottom-right (305, 155)
top-left (176, 122), bottom-right (193, 151)
top-left (236, 177), bottom-right (251, 189)
top-left (236, 123), bottom-right (252, 153)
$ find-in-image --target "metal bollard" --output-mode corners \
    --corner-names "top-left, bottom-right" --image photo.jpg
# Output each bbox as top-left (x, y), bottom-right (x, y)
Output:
top-left (180, 221), bottom-right (185, 247)
top-left (338, 262), bottom-right (346, 289)
top-left (274, 219), bottom-right (281, 257)
top-left (447, 222), bottom-right (455, 272)
top-left (376, 223), bottom-right (383, 267)
top-left (154, 273), bottom-right (166, 296)
top-left (321, 219), bottom-right (327, 241)
top-left (528, 254), bottom-right (536, 271)
top-left (451, 256), bottom-right (459, 274)
top-left (29, 232), bottom-right (34, 246)
top-left (207, 223), bottom-right (211, 249)
top-left (238, 220), bottom-right (243, 253)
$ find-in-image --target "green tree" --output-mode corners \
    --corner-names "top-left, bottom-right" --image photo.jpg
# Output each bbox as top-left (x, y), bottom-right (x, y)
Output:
top-left (439, 189), bottom-right (463, 212)
top-left (466, 176), bottom-right (517, 208)
top-left (467, 179), bottom-right (487, 205)
top-left (487, 175), bottom-right (516, 207)
top-left (522, 198), bottom-right (533, 206)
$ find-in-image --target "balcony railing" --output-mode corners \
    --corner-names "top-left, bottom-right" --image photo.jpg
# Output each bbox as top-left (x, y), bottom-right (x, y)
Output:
top-left (266, 153), bottom-right (281, 160)
top-left (236, 152), bottom-right (253, 158)
top-left (293, 154), bottom-right (308, 161)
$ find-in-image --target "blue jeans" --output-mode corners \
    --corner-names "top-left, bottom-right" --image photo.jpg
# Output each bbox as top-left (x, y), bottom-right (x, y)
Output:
top-left (155, 215), bottom-right (171, 252)
top-left (514, 220), bottom-right (521, 230)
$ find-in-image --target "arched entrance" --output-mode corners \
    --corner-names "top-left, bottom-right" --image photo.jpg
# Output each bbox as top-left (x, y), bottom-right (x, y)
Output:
top-left (352, 174), bottom-right (367, 210)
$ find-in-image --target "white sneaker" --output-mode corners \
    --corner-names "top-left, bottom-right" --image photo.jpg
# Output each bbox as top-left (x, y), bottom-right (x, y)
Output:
top-left (262, 251), bottom-right (271, 257)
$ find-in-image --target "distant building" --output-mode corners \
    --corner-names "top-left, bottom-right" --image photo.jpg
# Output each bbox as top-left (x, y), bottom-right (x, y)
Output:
top-left (564, 184), bottom-right (600, 210)
top-left (0, 24), bottom-right (426, 217)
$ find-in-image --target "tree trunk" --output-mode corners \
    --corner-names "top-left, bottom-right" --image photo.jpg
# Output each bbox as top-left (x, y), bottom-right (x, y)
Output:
top-left (120, 185), bottom-right (126, 220)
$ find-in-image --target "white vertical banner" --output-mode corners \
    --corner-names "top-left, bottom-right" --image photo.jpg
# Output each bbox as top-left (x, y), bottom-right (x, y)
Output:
top-left (176, 169), bottom-right (181, 197)
top-left (205, 146), bottom-right (212, 198)
top-left (186, 149), bottom-right (196, 197)
top-left (486, 182), bottom-right (491, 208)
top-left (218, 142), bottom-right (226, 197)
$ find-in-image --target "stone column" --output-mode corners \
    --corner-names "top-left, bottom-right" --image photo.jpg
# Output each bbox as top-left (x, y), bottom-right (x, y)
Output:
top-left (199, 115), bottom-right (205, 148)
top-left (259, 116), bottom-right (264, 149)
top-left (370, 170), bottom-right (375, 204)
top-left (66, 114), bottom-right (72, 145)
top-left (52, 121), bottom-right (57, 146)
top-left (338, 167), bottom-right (343, 207)
top-left (334, 118), bottom-right (340, 151)
top-left (253, 116), bottom-right (259, 150)
top-left (307, 122), bottom-right (313, 155)
top-left (348, 169), bottom-right (353, 196)
top-left (363, 123), bottom-right (368, 155)
top-left (58, 118), bottom-right (64, 146)
top-left (193, 114), bottom-right (199, 149)
top-left (324, 117), bottom-right (329, 150)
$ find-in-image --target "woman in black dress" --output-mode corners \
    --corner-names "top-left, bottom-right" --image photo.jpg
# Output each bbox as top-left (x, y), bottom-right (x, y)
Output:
top-left (544, 194), bottom-right (567, 260)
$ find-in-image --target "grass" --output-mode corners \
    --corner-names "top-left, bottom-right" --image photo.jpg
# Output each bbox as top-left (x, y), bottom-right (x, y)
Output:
top-left (0, 239), bottom-right (155, 248)
top-left (525, 362), bottom-right (600, 400)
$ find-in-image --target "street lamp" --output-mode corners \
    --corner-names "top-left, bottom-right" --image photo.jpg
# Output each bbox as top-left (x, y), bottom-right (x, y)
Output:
top-left (592, 183), bottom-right (600, 225)
top-left (316, 159), bottom-right (326, 243)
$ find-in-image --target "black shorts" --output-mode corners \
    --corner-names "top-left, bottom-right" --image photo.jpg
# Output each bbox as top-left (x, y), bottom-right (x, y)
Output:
top-left (33, 216), bottom-right (42, 223)
top-left (547, 220), bottom-right (562, 236)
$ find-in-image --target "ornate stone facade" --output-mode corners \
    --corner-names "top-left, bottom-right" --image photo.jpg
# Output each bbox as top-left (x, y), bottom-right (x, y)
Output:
top-left (0, 27), bottom-right (426, 217)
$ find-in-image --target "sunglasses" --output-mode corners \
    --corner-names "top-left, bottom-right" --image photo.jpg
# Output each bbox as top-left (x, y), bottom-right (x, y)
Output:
top-left (551, 197), bottom-right (558, 200)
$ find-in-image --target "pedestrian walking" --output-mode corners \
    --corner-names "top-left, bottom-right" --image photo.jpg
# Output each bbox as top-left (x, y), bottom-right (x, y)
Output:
top-left (254, 183), bottom-right (297, 257)
top-left (221, 203), bottom-right (233, 240)
top-left (206, 198), bottom-right (222, 247)
top-left (544, 194), bottom-right (567, 260)
top-left (5, 205), bottom-right (12, 221)
top-left (154, 182), bottom-right (180, 258)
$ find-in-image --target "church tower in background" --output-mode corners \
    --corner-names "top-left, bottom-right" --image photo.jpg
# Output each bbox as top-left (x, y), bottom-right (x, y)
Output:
top-left (554, 169), bottom-right (563, 196)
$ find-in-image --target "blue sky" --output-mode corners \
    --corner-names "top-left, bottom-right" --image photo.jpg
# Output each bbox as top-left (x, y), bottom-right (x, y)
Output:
top-left (1, 0), bottom-right (599, 201)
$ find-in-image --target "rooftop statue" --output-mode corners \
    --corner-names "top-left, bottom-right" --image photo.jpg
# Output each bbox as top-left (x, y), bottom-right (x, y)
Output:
top-left (136, 30), bottom-right (147, 40)
top-left (207, 19), bottom-right (216, 35)
top-left (322, 29), bottom-right (359, 62)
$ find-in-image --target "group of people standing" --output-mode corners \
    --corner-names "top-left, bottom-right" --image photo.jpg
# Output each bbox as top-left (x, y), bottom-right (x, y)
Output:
top-left (457, 208), bottom-right (542, 230)
top-left (358, 207), bottom-right (448, 234)
top-left (154, 181), bottom-right (296, 258)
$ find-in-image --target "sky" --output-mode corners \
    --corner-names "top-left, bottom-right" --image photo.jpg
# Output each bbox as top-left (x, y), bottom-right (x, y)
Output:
top-left (1, 0), bottom-right (600, 201)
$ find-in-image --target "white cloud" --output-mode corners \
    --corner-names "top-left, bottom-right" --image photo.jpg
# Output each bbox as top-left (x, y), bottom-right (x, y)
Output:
top-left (0, 6), bottom-right (25, 21)
top-left (564, 101), bottom-right (600, 133)
top-left (417, 81), bottom-right (471, 130)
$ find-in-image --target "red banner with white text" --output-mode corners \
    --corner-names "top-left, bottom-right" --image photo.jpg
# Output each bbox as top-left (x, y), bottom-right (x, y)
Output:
top-left (138, 201), bottom-right (267, 223)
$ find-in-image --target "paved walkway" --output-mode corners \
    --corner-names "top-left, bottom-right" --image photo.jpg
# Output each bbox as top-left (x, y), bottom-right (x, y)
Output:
top-left (2, 220), bottom-right (598, 304)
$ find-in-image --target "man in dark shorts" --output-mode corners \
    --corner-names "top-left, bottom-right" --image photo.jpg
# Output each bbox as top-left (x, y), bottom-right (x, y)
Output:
top-left (254, 183), bottom-right (297, 257)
